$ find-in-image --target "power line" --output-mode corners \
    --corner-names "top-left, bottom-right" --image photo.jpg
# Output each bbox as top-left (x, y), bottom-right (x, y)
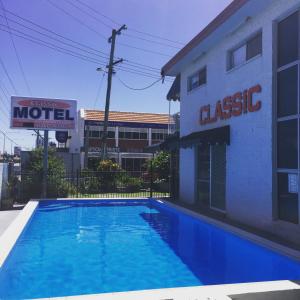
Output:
top-left (93, 72), bottom-right (105, 108)
top-left (46, 0), bottom-right (107, 39)
top-left (64, 0), bottom-right (112, 30)
top-left (74, 0), bottom-right (121, 27)
top-left (3, 8), bottom-right (163, 73)
top-left (0, 14), bottom-right (109, 63)
top-left (0, 0), bottom-right (32, 95)
top-left (0, 26), bottom-right (166, 82)
top-left (116, 75), bottom-right (162, 91)
top-left (0, 78), bottom-right (10, 96)
top-left (118, 41), bottom-right (171, 57)
top-left (66, 0), bottom-right (180, 50)
top-left (129, 28), bottom-right (184, 46)
top-left (116, 67), bottom-right (172, 81)
top-left (116, 64), bottom-right (161, 77)
top-left (0, 25), bottom-right (105, 65)
top-left (46, 0), bottom-right (172, 58)
top-left (3, 8), bottom-right (165, 73)
top-left (0, 81), bottom-right (10, 99)
top-left (0, 56), bottom-right (18, 94)
top-left (3, 8), bottom-right (110, 58)
top-left (0, 23), bottom-right (167, 82)
top-left (73, 0), bottom-right (185, 46)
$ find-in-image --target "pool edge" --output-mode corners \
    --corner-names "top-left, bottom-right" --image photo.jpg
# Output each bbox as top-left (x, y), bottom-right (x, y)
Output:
top-left (154, 199), bottom-right (300, 262)
top-left (0, 200), bottom-right (38, 267)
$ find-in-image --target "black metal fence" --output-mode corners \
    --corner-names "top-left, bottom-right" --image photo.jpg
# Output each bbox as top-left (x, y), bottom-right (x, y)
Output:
top-left (18, 170), bottom-right (170, 202)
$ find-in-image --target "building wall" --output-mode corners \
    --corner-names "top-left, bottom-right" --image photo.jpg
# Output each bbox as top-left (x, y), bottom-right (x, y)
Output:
top-left (179, 0), bottom-right (300, 233)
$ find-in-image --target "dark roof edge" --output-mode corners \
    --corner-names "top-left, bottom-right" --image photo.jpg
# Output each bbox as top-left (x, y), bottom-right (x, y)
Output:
top-left (161, 0), bottom-right (249, 76)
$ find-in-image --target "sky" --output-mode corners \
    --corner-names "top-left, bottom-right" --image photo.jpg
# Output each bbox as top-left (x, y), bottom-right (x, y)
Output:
top-left (0, 0), bottom-right (232, 151)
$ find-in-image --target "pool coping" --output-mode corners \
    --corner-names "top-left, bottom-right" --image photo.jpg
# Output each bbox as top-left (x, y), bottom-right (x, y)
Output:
top-left (0, 198), bottom-right (300, 299)
top-left (36, 280), bottom-right (300, 299)
top-left (0, 200), bottom-right (38, 267)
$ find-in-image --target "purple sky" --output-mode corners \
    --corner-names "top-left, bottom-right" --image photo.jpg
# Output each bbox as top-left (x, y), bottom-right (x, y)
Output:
top-left (0, 0), bottom-right (232, 150)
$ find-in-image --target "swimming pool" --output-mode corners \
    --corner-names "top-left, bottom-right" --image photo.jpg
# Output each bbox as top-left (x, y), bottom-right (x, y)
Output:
top-left (0, 199), bottom-right (300, 299)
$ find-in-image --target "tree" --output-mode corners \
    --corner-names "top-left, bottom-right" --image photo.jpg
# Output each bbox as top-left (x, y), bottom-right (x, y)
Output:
top-left (22, 148), bottom-right (72, 201)
top-left (24, 147), bottom-right (65, 175)
top-left (148, 151), bottom-right (170, 181)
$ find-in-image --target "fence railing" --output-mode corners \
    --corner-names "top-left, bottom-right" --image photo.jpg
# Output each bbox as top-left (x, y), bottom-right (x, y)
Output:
top-left (18, 170), bottom-right (170, 202)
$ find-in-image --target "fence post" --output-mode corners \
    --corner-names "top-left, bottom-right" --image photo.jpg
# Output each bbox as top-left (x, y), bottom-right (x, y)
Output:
top-left (150, 160), bottom-right (153, 198)
top-left (76, 169), bottom-right (79, 198)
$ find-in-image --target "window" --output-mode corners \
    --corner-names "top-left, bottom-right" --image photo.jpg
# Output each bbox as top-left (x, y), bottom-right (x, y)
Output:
top-left (278, 12), bottom-right (299, 67)
top-left (152, 129), bottom-right (168, 141)
top-left (278, 173), bottom-right (299, 224)
top-left (277, 120), bottom-right (298, 169)
top-left (187, 67), bottom-right (206, 92)
top-left (232, 45), bottom-right (246, 67)
top-left (119, 127), bottom-right (148, 140)
top-left (228, 32), bottom-right (262, 70)
top-left (277, 65), bottom-right (298, 117)
top-left (246, 32), bottom-right (262, 60)
top-left (276, 11), bottom-right (300, 224)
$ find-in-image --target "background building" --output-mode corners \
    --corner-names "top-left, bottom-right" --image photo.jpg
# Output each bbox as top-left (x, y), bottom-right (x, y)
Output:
top-left (69, 109), bottom-right (175, 171)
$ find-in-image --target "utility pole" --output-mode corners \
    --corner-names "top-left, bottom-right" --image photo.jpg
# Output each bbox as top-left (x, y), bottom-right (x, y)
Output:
top-left (101, 24), bottom-right (126, 160)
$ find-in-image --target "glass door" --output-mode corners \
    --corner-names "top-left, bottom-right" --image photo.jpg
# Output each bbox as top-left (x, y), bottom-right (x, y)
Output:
top-left (211, 145), bottom-right (226, 211)
top-left (197, 144), bottom-right (226, 211)
top-left (196, 145), bottom-right (210, 207)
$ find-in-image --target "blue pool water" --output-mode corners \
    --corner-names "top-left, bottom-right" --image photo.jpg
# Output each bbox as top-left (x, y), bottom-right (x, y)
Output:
top-left (0, 200), bottom-right (300, 299)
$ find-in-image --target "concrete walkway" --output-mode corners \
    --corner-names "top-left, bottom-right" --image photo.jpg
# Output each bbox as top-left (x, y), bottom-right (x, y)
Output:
top-left (0, 208), bottom-right (22, 236)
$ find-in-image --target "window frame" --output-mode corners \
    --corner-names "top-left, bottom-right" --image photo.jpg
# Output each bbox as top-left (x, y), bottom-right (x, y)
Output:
top-left (187, 66), bottom-right (207, 92)
top-left (227, 30), bottom-right (262, 71)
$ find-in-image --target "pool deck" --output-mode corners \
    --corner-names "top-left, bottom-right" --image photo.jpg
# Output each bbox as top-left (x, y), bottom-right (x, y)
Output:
top-left (37, 281), bottom-right (300, 300)
top-left (0, 207), bottom-right (22, 236)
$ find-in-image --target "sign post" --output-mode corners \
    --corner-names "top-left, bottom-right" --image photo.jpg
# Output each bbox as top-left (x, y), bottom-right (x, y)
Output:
top-left (42, 130), bottom-right (49, 198)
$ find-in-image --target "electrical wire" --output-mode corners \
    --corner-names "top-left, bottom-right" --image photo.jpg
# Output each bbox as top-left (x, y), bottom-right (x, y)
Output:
top-left (73, 0), bottom-right (185, 46)
top-left (0, 26), bottom-right (166, 81)
top-left (3, 8), bottom-right (110, 58)
top-left (64, 0), bottom-right (112, 30)
top-left (93, 72), bottom-right (106, 108)
top-left (46, 0), bottom-right (173, 58)
top-left (46, 0), bottom-right (107, 40)
top-left (3, 8), bottom-right (164, 73)
top-left (65, 0), bottom-right (180, 50)
top-left (0, 56), bottom-right (18, 94)
top-left (0, 14), bottom-right (109, 63)
top-left (116, 75), bottom-right (162, 90)
top-left (0, 0), bottom-right (32, 95)
top-left (0, 25), bottom-right (105, 65)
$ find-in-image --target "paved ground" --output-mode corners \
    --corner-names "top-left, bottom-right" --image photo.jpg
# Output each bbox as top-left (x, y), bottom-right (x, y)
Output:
top-left (0, 205), bottom-right (24, 236)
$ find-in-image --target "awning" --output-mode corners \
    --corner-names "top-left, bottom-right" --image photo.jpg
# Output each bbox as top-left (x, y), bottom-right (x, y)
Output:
top-left (180, 125), bottom-right (230, 148)
top-left (167, 75), bottom-right (180, 101)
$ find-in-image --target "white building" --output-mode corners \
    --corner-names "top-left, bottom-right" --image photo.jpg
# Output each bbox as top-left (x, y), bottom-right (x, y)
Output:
top-left (162, 0), bottom-right (300, 243)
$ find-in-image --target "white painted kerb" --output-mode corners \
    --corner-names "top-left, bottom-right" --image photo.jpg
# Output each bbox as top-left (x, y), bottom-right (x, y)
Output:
top-left (0, 200), bottom-right (38, 267)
